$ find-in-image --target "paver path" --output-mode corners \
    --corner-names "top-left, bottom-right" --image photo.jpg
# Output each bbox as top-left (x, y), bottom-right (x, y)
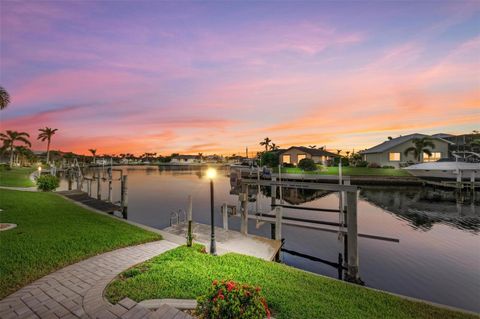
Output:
top-left (0, 240), bottom-right (179, 319)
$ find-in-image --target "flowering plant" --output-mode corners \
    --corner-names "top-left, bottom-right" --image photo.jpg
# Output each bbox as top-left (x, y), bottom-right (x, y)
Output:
top-left (196, 280), bottom-right (270, 319)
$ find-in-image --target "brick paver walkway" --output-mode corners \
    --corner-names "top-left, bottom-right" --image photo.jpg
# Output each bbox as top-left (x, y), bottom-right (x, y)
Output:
top-left (0, 240), bottom-right (179, 319)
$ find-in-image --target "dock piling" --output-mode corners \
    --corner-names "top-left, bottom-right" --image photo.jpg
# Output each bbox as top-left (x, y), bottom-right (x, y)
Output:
top-left (222, 203), bottom-right (228, 230)
top-left (121, 175), bottom-right (128, 219)
top-left (240, 184), bottom-right (248, 235)
top-left (108, 169), bottom-right (113, 203)
top-left (187, 195), bottom-right (193, 247)
top-left (275, 206), bottom-right (282, 240)
top-left (346, 190), bottom-right (359, 282)
top-left (96, 171), bottom-right (102, 200)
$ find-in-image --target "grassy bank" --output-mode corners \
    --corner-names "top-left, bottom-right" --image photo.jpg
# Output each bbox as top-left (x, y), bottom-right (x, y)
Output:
top-left (106, 246), bottom-right (473, 319)
top-left (280, 166), bottom-right (412, 177)
top-left (0, 189), bottom-right (161, 298)
top-left (0, 167), bottom-right (36, 187)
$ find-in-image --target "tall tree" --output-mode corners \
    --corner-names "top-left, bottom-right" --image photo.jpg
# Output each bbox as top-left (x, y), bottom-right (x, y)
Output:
top-left (0, 86), bottom-right (10, 110)
top-left (0, 130), bottom-right (31, 167)
top-left (37, 127), bottom-right (58, 164)
top-left (88, 149), bottom-right (97, 164)
top-left (404, 137), bottom-right (436, 162)
top-left (270, 143), bottom-right (280, 151)
top-left (259, 137), bottom-right (272, 152)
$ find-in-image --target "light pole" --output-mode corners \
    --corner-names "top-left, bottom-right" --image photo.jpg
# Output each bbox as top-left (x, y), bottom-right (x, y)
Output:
top-left (206, 167), bottom-right (217, 255)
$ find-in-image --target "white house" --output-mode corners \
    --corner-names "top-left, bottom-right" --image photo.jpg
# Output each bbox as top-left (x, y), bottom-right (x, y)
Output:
top-left (170, 155), bottom-right (202, 164)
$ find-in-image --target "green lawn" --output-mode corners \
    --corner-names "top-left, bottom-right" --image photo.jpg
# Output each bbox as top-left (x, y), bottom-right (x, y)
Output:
top-left (280, 166), bottom-right (412, 177)
top-left (0, 167), bottom-right (36, 187)
top-left (106, 246), bottom-right (474, 319)
top-left (0, 189), bottom-right (161, 298)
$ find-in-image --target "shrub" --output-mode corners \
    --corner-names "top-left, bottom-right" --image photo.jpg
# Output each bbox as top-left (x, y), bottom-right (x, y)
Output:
top-left (297, 158), bottom-right (316, 171)
top-left (36, 174), bottom-right (60, 192)
top-left (260, 152), bottom-right (279, 168)
top-left (367, 162), bottom-right (381, 168)
top-left (382, 165), bottom-right (395, 169)
top-left (196, 280), bottom-right (270, 319)
top-left (355, 160), bottom-right (368, 167)
top-left (282, 163), bottom-right (295, 168)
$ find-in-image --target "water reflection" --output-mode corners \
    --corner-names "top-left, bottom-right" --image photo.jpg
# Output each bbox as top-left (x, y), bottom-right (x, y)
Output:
top-left (359, 186), bottom-right (479, 232)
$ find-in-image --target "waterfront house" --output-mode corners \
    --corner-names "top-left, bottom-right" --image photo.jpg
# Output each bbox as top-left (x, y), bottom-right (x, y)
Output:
top-left (278, 146), bottom-right (339, 166)
top-left (170, 155), bottom-right (202, 164)
top-left (359, 133), bottom-right (452, 168)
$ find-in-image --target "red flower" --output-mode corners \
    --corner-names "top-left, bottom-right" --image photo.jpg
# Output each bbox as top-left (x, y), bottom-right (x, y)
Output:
top-left (219, 294), bottom-right (224, 300)
top-left (226, 281), bottom-right (236, 292)
top-left (212, 280), bottom-right (218, 286)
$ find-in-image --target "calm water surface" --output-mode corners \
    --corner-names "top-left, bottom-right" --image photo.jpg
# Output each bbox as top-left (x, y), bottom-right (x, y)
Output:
top-left (60, 166), bottom-right (480, 312)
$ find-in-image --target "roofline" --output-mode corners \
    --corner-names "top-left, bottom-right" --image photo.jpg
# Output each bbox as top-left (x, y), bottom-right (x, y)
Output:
top-left (360, 135), bottom-right (454, 154)
top-left (279, 146), bottom-right (340, 157)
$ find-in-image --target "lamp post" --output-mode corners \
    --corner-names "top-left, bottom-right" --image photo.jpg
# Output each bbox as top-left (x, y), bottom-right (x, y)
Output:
top-left (37, 166), bottom-right (42, 177)
top-left (206, 167), bottom-right (217, 255)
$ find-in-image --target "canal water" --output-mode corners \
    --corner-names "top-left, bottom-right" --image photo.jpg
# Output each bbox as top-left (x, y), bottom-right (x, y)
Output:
top-left (59, 166), bottom-right (480, 313)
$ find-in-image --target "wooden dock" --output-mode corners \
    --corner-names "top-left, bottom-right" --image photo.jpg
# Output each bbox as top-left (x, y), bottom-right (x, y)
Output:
top-left (57, 190), bottom-right (121, 214)
top-left (162, 222), bottom-right (282, 261)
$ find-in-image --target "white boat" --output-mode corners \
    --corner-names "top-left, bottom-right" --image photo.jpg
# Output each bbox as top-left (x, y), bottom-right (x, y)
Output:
top-left (403, 161), bottom-right (479, 181)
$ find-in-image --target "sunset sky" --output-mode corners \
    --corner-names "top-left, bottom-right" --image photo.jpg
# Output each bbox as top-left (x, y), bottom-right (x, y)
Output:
top-left (1, 1), bottom-right (479, 156)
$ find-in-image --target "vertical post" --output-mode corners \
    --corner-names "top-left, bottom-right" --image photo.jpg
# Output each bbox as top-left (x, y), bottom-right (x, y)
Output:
top-left (470, 171), bottom-right (475, 192)
top-left (187, 195), bottom-right (193, 221)
top-left (222, 203), bottom-right (228, 230)
top-left (338, 160), bottom-right (343, 211)
top-left (97, 171), bottom-right (102, 200)
top-left (68, 173), bottom-right (72, 191)
top-left (187, 195), bottom-right (193, 247)
top-left (456, 170), bottom-right (462, 190)
top-left (271, 177), bottom-right (277, 207)
top-left (209, 179), bottom-right (217, 255)
top-left (240, 183), bottom-right (248, 235)
top-left (343, 178), bottom-right (350, 210)
top-left (275, 206), bottom-right (282, 240)
top-left (121, 175), bottom-right (128, 219)
top-left (346, 190), bottom-right (359, 282)
top-left (108, 170), bottom-right (113, 203)
top-left (87, 179), bottom-right (91, 196)
top-left (76, 171), bottom-right (81, 191)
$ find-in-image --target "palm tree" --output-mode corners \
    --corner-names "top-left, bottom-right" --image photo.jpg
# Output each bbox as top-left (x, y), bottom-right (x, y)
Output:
top-left (0, 86), bottom-right (10, 110)
top-left (0, 130), bottom-right (31, 167)
top-left (404, 137), bottom-right (435, 162)
top-left (259, 137), bottom-right (272, 152)
top-left (37, 127), bottom-right (58, 164)
top-left (270, 143), bottom-right (280, 151)
top-left (89, 149), bottom-right (97, 164)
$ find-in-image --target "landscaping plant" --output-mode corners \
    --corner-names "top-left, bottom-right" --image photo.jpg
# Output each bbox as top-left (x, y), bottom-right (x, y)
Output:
top-left (196, 279), bottom-right (270, 319)
top-left (297, 158), bottom-right (316, 171)
top-left (36, 174), bottom-right (60, 191)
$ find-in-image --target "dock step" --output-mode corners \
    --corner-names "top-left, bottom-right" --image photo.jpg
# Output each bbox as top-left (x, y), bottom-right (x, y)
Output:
top-left (58, 190), bottom-right (121, 213)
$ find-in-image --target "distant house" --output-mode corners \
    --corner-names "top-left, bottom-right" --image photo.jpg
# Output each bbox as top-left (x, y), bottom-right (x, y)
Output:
top-left (278, 146), bottom-right (339, 166)
top-left (170, 155), bottom-right (202, 164)
top-left (204, 155), bottom-right (223, 163)
top-left (226, 155), bottom-right (246, 164)
top-left (359, 133), bottom-right (452, 168)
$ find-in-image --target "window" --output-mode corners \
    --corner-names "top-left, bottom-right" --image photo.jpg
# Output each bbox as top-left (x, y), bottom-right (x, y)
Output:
top-left (282, 154), bottom-right (291, 164)
top-left (423, 152), bottom-right (442, 162)
top-left (297, 154), bottom-right (307, 162)
top-left (389, 152), bottom-right (400, 161)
